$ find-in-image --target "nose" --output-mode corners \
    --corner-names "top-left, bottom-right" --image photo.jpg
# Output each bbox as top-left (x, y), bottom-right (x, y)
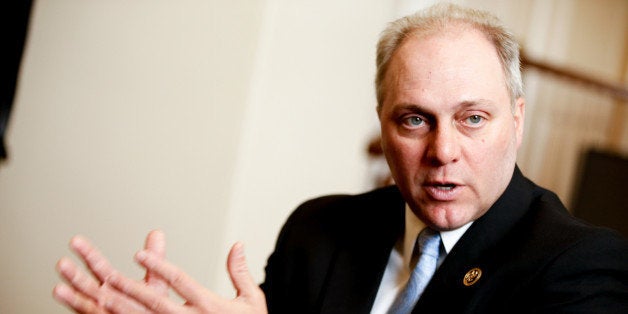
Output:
top-left (425, 123), bottom-right (460, 166)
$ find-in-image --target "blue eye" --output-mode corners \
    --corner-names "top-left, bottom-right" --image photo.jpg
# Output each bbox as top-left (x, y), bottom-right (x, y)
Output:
top-left (405, 116), bottom-right (425, 127)
top-left (466, 115), bottom-right (483, 124)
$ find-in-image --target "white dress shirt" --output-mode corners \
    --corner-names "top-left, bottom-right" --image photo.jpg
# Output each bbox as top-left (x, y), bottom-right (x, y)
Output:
top-left (370, 204), bottom-right (473, 314)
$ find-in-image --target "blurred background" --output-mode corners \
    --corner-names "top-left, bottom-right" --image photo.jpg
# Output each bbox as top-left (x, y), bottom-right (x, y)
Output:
top-left (1, 0), bottom-right (626, 312)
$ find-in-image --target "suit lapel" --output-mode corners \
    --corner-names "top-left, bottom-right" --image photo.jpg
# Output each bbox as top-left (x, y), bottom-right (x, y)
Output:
top-left (313, 168), bottom-right (535, 312)
top-left (413, 167), bottom-right (536, 312)
top-left (319, 186), bottom-right (405, 313)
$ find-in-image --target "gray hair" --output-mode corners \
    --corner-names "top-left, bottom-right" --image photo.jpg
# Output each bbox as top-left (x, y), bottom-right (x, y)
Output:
top-left (375, 3), bottom-right (523, 111)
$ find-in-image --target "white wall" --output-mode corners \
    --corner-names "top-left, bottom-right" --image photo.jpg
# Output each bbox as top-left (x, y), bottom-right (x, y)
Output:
top-left (0, 0), bottom-right (392, 312)
top-left (218, 0), bottom-right (392, 293)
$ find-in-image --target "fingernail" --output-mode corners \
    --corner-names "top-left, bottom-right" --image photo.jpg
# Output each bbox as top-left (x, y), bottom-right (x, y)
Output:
top-left (56, 257), bottom-right (69, 271)
top-left (135, 250), bottom-right (148, 262)
top-left (53, 283), bottom-right (71, 301)
top-left (69, 238), bottom-right (80, 249)
top-left (151, 229), bottom-right (165, 238)
top-left (56, 283), bottom-right (70, 294)
top-left (106, 273), bottom-right (118, 285)
top-left (234, 242), bottom-right (245, 257)
top-left (102, 298), bottom-right (113, 310)
top-left (70, 235), bottom-right (88, 251)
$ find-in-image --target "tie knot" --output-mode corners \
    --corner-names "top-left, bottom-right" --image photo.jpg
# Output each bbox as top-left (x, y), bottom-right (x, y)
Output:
top-left (417, 228), bottom-right (441, 259)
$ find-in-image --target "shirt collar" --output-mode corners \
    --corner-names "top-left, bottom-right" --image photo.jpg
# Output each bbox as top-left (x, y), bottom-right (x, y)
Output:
top-left (403, 204), bottom-right (473, 266)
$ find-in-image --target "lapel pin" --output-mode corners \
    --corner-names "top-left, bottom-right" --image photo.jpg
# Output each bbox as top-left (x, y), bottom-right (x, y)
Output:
top-left (463, 267), bottom-right (482, 286)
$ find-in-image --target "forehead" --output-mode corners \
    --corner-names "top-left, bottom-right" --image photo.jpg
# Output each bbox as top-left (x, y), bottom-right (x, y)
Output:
top-left (383, 27), bottom-right (509, 108)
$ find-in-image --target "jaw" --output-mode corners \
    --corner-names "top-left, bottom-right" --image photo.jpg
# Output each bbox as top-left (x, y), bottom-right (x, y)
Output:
top-left (406, 189), bottom-right (488, 231)
top-left (413, 205), bottom-right (480, 231)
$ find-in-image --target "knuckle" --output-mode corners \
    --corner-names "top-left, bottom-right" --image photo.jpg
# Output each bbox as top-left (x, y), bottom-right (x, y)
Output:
top-left (252, 291), bottom-right (267, 305)
top-left (74, 296), bottom-right (97, 313)
top-left (169, 271), bottom-right (187, 287)
top-left (235, 262), bottom-right (249, 274)
top-left (149, 298), bottom-right (169, 313)
top-left (69, 270), bottom-right (85, 287)
top-left (92, 259), bottom-right (108, 273)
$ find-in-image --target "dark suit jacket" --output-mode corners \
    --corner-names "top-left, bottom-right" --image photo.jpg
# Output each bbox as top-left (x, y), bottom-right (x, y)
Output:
top-left (260, 168), bottom-right (628, 313)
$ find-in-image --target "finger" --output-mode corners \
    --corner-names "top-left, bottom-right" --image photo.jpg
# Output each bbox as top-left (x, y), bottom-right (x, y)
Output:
top-left (106, 272), bottom-right (179, 313)
top-left (56, 257), bottom-right (102, 301)
top-left (226, 242), bottom-right (260, 299)
top-left (53, 282), bottom-right (106, 314)
top-left (70, 235), bottom-right (117, 283)
top-left (57, 257), bottom-right (148, 312)
top-left (135, 250), bottom-right (217, 306)
top-left (144, 230), bottom-right (166, 259)
top-left (143, 230), bottom-right (168, 294)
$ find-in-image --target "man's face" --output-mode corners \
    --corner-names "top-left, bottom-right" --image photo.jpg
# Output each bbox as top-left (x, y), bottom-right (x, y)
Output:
top-left (378, 27), bottom-right (525, 231)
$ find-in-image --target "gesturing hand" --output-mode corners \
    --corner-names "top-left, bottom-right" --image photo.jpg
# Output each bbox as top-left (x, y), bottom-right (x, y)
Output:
top-left (105, 242), bottom-right (268, 314)
top-left (53, 230), bottom-right (168, 313)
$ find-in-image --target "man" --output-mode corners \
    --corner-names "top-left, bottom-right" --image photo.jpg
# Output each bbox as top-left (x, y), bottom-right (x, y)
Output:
top-left (54, 3), bottom-right (628, 313)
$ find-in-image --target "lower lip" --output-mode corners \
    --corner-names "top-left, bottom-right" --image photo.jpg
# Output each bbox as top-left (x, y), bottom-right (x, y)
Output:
top-left (423, 185), bottom-right (461, 201)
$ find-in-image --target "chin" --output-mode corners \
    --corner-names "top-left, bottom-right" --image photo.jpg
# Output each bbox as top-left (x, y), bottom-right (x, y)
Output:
top-left (420, 205), bottom-right (475, 231)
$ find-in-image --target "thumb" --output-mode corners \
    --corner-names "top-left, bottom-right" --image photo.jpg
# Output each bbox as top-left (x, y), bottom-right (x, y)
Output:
top-left (227, 242), bottom-right (258, 298)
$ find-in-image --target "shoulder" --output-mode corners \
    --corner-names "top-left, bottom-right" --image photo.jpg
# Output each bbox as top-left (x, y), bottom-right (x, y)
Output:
top-left (501, 180), bottom-right (626, 263)
top-left (518, 185), bottom-right (628, 310)
top-left (526, 185), bottom-right (625, 250)
top-left (533, 217), bottom-right (628, 311)
top-left (282, 185), bottom-right (404, 231)
top-left (261, 185), bottom-right (405, 308)
top-left (450, 177), bottom-right (628, 311)
top-left (531, 187), bottom-right (627, 268)
top-left (268, 185), bottom-right (405, 256)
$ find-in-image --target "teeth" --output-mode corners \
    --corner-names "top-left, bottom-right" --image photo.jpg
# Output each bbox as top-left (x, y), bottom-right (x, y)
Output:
top-left (436, 184), bottom-right (455, 190)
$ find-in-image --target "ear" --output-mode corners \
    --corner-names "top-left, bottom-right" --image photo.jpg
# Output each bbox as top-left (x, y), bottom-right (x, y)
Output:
top-left (513, 97), bottom-right (525, 148)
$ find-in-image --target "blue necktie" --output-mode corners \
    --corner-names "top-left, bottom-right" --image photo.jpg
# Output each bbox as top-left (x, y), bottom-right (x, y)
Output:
top-left (387, 228), bottom-right (441, 314)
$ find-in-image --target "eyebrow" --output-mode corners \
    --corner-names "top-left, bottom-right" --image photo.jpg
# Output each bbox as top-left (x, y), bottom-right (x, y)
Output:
top-left (458, 99), bottom-right (497, 109)
top-left (392, 98), bottom-right (496, 114)
top-left (391, 103), bottom-right (431, 114)
top-left (389, 104), bottom-right (437, 123)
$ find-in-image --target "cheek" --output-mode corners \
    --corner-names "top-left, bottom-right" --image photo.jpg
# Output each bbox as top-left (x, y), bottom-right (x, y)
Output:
top-left (388, 136), bottom-right (423, 159)
top-left (383, 138), bottom-right (407, 167)
top-left (484, 125), bottom-right (515, 151)
top-left (466, 132), bottom-right (512, 168)
top-left (382, 137), bottom-right (422, 175)
top-left (472, 130), bottom-right (518, 184)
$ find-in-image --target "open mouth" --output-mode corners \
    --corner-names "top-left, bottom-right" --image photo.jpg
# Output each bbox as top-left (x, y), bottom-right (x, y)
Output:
top-left (434, 183), bottom-right (457, 190)
top-left (423, 182), bottom-right (461, 201)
